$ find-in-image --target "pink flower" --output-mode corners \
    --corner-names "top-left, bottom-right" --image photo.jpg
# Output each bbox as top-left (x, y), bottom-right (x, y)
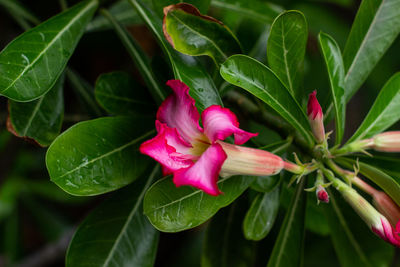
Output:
top-left (371, 217), bottom-right (400, 247)
top-left (316, 185), bottom-right (329, 203)
top-left (140, 80), bottom-right (284, 196)
top-left (307, 91), bottom-right (325, 143)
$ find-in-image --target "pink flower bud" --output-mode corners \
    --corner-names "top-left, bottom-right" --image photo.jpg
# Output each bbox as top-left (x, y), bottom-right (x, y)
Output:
top-left (373, 191), bottom-right (400, 227)
top-left (307, 91), bottom-right (325, 143)
top-left (372, 131), bottom-right (400, 152)
top-left (316, 185), bottom-right (329, 203)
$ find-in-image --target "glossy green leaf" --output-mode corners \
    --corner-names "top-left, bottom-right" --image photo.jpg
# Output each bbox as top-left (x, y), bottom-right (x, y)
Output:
top-left (267, 178), bottom-right (306, 267)
top-left (202, 201), bottom-right (257, 267)
top-left (343, 0), bottom-right (400, 100)
top-left (153, 0), bottom-right (211, 17)
top-left (323, 188), bottom-right (393, 267)
top-left (95, 71), bottom-right (154, 116)
top-left (345, 154), bottom-right (400, 178)
top-left (144, 175), bottom-right (254, 232)
top-left (8, 74), bottom-right (64, 146)
top-left (211, 0), bottom-right (282, 24)
top-left (100, 8), bottom-right (166, 104)
top-left (346, 73), bottom-right (400, 143)
top-left (86, 0), bottom-right (141, 32)
top-left (267, 10), bottom-right (307, 96)
top-left (46, 116), bottom-right (153, 196)
top-left (305, 193), bottom-right (330, 236)
top-left (128, 0), bottom-right (222, 112)
top-left (66, 166), bottom-right (159, 267)
top-left (336, 158), bottom-right (400, 206)
top-left (318, 32), bottom-right (345, 144)
top-left (243, 187), bottom-right (279, 241)
top-left (220, 55), bottom-right (314, 147)
top-left (163, 3), bottom-right (241, 66)
top-left (250, 175), bottom-right (280, 193)
top-left (0, 0), bottom-right (98, 101)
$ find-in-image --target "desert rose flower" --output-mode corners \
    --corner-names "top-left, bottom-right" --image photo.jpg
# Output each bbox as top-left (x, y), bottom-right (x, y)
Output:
top-left (140, 80), bottom-right (288, 196)
top-left (307, 91), bottom-right (325, 144)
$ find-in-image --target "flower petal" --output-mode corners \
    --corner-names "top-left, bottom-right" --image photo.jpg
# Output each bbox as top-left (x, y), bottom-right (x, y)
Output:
top-left (157, 80), bottom-right (202, 143)
top-left (140, 121), bottom-right (194, 172)
top-left (173, 143), bottom-right (227, 196)
top-left (202, 105), bottom-right (257, 145)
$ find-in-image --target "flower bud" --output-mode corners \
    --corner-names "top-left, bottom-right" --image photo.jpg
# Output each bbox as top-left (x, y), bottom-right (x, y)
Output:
top-left (217, 141), bottom-right (284, 177)
top-left (373, 191), bottom-right (400, 227)
top-left (337, 180), bottom-right (400, 247)
top-left (372, 131), bottom-right (400, 152)
top-left (307, 91), bottom-right (325, 143)
top-left (316, 185), bottom-right (329, 203)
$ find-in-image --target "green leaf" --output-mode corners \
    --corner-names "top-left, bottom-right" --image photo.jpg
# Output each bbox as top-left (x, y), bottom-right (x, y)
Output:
top-left (0, 0), bottom-right (98, 101)
top-left (346, 73), bottom-right (400, 143)
top-left (128, 0), bottom-right (222, 112)
top-left (46, 116), bottom-right (153, 196)
top-left (8, 74), bottom-right (64, 146)
top-left (86, 0), bottom-right (141, 32)
top-left (220, 55), bottom-right (314, 147)
top-left (243, 187), bottom-right (279, 241)
top-left (267, 178), bottom-right (306, 267)
top-left (336, 158), bottom-right (400, 206)
top-left (211, 0), bottom-right (282, 24)
top-left (250, 175), bottom-right (280, 193)
top-left (323, 188), bottom-right (393, 267)
top-left (0, 0), bottom-right (40, 25)
top-left (267, 10), bottom-right (307, 97)
top-left (163, 3), bottom-right (241, 66)
top-left (345, 154), bottom-right (400, 178)
top-left (95, 71), bottom-right (155, 116)
top-left (153, 0), bottom-right (211, 17)
top-left (343, 0), bottom-right (400, 100)
top-left (318, 32), bottom-right (345, 145)
top-left (202, 200), bottom-right (257, 267)
top-left (66, 166), bottom-right (159, 267)
top-left (100, 8), bottom-right (167, 104)
top-left (144, 175), bottom-right (254, 232)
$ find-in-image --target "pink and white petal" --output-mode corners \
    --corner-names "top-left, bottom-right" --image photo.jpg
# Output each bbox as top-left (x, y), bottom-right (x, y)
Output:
top-left (202, 105), bottom-right (258, 145)
top-left (140, 122), bottom-right (194, 173)
top-left (381, 218), bottom-right (400, 246)
top-left (173, 143), bottom-right (227, 196)
top-left (157, 80), bottom-right (203, 143)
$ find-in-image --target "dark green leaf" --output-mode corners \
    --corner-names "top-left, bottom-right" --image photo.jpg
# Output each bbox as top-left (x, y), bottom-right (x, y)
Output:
top-left (153, 0), bottom-right (211, 17)
top-left (0, 0), bottom-right (40, 25)
top-left (346, 73), bottom-right (400, 143)
top-left (100, 8), bottom-right (167, 104)
top-left (66, 166), bottom-right (159, 267)
top-left (267, 10), bottom-right (307, 97)
top-left (345, 154), bottom-right (400, 178)
top-left (128, 0), bottom-right (222, 112)
top-left (163, 3), bottom-right (241, 66)
top-left (250, 175), bottom-right (280, 193)
top-left (8, 74), bottom-right (64, 146)
top-left (323, 188), bottom-right (393, 267)
top-left (220, 55), bottom-right (314, 147)
top-left (95, 71), bottom-right (154, 115)
top-left (318, 32), bottom-right (345, 144)
top-left (243, 187), bottom-right (279, 241)
top-left (86, 0), bottom-right (141, 32)
top-left (0, 0), bottom-right (98, 101)
top-left (46, 116), bottom-right (153, 196)
top-left (144, 175), bottom-right (254, 232)
top-left (343, 0), bottom-right (400, 100)
top-left (336, 158), bottom-right (400, 206)
top-left (202, 200), bottom-right (257, 267)
top-left (211, 0), bottom-right (282, 24)
top-left (267, 178), bottom-right (306, 267)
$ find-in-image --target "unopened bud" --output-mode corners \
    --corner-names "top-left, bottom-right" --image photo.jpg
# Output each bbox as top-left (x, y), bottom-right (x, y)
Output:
top-left (372, 131), bottom-right (400, 152)
top-left (307, 91), bottom-right (325, 144)
top-left (373, 191), bottom-right (400, 227)
top-left (316, 185), bottom-right (329, 203)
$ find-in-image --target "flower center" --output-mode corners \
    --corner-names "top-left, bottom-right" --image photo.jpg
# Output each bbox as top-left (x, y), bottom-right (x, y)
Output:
top-left (189, 134), bottom-right (211, 157)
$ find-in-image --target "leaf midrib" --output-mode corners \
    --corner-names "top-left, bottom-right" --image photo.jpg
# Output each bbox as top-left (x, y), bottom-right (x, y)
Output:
top-left (1, 0), bottom-right (96, 93)
top-left (101, 165), bottom-right (158, 266)
top-left (20, 96), bottom-right (44, 136)
top-left (53, 130), bottom-right (154, 180)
